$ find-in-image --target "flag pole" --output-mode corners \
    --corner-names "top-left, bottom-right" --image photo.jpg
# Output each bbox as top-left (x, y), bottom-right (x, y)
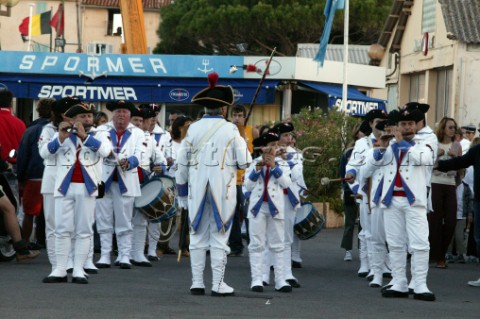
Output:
top-left (341, 0), bottom-right (349, 113)
top-left (49, 7), bottom-right (53, 52)
top-left (27, 3), bottom-right (35, 51)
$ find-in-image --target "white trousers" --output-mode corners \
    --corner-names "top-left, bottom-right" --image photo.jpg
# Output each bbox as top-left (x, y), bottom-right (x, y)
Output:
top-left (359, 202), bottom-right (372, 248)
top-left (189, 190), bottom-right (231, 252)
top-left (54, 183), bottom-right (95, 238)
top-left (384, 197), bottom-right (430, 292)
top-left (248, 202), bottom-right (285, 253)
top-left (96, 182), bottom-right (135, 236)
top-left (43, 193), bottom-right (55, 239)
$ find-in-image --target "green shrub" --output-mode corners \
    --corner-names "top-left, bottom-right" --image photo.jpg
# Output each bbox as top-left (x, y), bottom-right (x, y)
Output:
top-left (292, 108), bottom-right (359, 214)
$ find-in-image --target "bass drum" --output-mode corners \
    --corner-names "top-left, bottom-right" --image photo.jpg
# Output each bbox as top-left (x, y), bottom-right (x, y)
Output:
top-left (134, 176), bottom-right (177, 223)
top-left (294, 202), bottom-right (325, 240)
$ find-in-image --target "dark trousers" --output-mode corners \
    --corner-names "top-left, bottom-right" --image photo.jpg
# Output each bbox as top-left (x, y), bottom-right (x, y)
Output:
top-left (429, 183), bottom-right (457, 262)
top-left (341, 190), bottom-right (359, 251)
top-left (472, 200), bottom-right (480, 258)
top-left (228, 185), bottom-right (245, 253)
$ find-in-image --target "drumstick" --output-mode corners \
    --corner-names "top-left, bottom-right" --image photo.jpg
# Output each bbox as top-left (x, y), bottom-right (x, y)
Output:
top-left (320, 177), bottom-right (353, 186)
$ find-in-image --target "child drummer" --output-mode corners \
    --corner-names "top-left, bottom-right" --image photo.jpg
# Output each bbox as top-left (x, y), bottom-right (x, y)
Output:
top-left (243, 131), bottom-right (292, 293)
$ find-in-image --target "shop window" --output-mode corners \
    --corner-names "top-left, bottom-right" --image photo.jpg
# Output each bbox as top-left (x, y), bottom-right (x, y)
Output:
top-left (435, 67), bottom-right (453, 122)
top-left (107, 9), bottom-right (122, 36)
top-left (408, 72), bottom-right (425, 103)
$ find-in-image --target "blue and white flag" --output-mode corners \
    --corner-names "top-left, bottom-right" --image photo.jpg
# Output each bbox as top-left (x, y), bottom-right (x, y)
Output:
top-left (313, 0), bottom-right (345, 66)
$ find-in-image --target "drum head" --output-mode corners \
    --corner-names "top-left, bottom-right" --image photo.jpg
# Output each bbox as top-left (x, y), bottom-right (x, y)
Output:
top-left (295, 203), bottom-right (312, 224)
top-left (135, 179), bottom-right (163, 208)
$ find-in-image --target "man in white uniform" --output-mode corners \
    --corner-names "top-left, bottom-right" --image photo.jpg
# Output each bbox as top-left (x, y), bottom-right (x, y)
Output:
top-left (43, 102), bottom-right (111, 283)
top-left (345, 109), bottom-right (387, 278)
top-left (95, 101), bottom-right (145, 269)
top-left (372, 109), bottom-right (435, 301)
top-left (176, 72), bottom-right (251, 296)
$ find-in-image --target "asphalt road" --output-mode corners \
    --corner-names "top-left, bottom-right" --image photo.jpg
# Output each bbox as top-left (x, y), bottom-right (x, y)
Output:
top-left (1, 227), bottom-right (479, 319)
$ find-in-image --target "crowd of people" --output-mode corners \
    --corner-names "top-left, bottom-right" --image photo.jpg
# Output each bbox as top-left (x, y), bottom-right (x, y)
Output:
top-left (0, 73), bottom-right (310, 295)
top-left (340, 104), bottom-right (480, 302)
top-left (2, 78), bottom-right (479, 298)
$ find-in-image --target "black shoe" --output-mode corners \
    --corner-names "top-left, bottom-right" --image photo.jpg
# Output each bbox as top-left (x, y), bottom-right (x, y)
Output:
top-left (190, 288), bottom-right (205, 295)
top-left (276, 285), bottom-right (292, 293)
top-left (72, 277), bottom-right (88, 284)
top-left (292, 261), bottom-right (302, 268)
top-left (148, 255), bottom-right (159, 261)
top-left (263, 281), bottom-right (269, 286)
top-left (251, 286), bottom-right (263, 292)
top-left (413, 292), bottom-right (435, 301)
top-left (408, 288), bottom-right (414, 295)
top-left (131, 260), bottom-right (152, 267)
top-left (380, 284), bottom-right (393, 293)
top-left (382, 289), bottom-right (409, 298)
top-left (358, 272), bottom-right (368, 278)
top-left (95, 263), bottom-right (110, 269)
top-left (84, 268), bottom-right (98, 275)
top-left (286, 279), bottom-right (301, 288)
top-left (66, 268), bottom-right (73, 274)
top-left (383, 272), bottom-right (392, 279)
top-left (114, 261), bottom-right (120, 267)
top-left (120, 263), bottom-right (131, 269)
top-left (43, 276), bottom-right (68, 283)
top-left (367, 274), bottom-right (374, 281)
top-left (369, 283), bottom-right (381, 288)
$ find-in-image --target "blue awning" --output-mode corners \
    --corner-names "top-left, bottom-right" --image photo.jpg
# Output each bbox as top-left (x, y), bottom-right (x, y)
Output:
top-left (0, 74), bottom-right (278, 104)
top-left (299, 81), bottom-right (387, 116)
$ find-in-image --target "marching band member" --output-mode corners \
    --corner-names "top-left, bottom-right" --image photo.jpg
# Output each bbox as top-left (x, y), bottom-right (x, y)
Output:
top-left (141, 103), bottom-right (175, 256)
top-left (372, 109), bottom-right (435, 301)
top-left (95, 101), bottom-right (146, 269)
top-left (244, 131), bottom-right (292, 293)
top-left (357, 113), bottom-right (398, 288)
top-left (271, 122), bottom-right (302, 288)
top-left (42, 102), bottom-right (111, 284)
top-left (345, 109), bottom-right (388, 278)
top-left (39, 96), bottom-right (82, 272)
top-left (176, 73), bottom-right (251, 296)
top-left (130, 107), bottom-right (166, 266)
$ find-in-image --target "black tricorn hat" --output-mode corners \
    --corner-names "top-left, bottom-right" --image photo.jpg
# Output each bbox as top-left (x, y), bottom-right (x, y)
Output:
top-left (140, 107), bottom-right (156, 119)
top-left (54, 96), bottom-right (82, 115)
top-left (64, 102), bottom-right (94, 118)
top-left (364, 109), bottom-right (387, 122)
top-left (359, 119), bottom-right (372, 135)
top-left (404, 102), bottom-right (430, 114)
top-left (139, 103), bottom-right (161, 114)
top-left (191, 72), bottom-right (234, 109)
top-left (271, 122), bottom-right (294, 135)
top-left (106, 100), bottom-right (137, 113)
top-left (398, 109), bottom-right (423, 122)
top-left (253, 131), bottom-right (280, 148)
top-left (376, 110), bottom-right (400, 131)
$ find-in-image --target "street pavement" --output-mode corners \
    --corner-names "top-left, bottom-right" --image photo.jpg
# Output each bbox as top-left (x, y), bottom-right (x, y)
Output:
top-left (0, 227), bottom-right (479, 319)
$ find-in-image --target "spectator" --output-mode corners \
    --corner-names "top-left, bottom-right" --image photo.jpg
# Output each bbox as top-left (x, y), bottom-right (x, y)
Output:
top-left (0, 89), bottom-right (26, 164)
top-left (168, 110), bottom-right (184, 128)
top-left (430, 117), bottom-right (462, 269)
top-left (17, 98), bottom-right (54, 249)
top-left (94, 111), bottom-right (108, 127)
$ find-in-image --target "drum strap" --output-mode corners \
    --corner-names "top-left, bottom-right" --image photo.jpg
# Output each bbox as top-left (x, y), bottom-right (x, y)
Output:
top-left (192, 120), bottom-right (228, 162)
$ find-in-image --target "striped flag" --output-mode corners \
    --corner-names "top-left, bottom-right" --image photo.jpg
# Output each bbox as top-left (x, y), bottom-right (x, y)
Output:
top-left (19, 10), bottom-right (52, 36)
top-left (313, 0), bottom-right (345, 66)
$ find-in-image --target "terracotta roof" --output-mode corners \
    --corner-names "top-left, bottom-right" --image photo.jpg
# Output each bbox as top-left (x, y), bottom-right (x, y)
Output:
top-left (81, 0), bottom-right (172, 10)
top-left (440, 0), bottom-right (480, 43)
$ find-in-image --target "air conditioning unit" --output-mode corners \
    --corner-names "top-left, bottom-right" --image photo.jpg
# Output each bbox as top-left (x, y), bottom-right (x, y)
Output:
top-left (86, 43), bottom-right (113, 55)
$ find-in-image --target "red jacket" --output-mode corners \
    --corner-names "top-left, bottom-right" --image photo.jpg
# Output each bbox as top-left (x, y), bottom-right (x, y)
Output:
top-left (0, 108), bottom-right (26, 163)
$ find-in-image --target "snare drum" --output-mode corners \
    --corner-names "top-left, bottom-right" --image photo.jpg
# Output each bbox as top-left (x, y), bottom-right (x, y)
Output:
top-left (294, 202), bottom-right (325, 240)
top-left (134, 176), bottom-right (177, 223)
